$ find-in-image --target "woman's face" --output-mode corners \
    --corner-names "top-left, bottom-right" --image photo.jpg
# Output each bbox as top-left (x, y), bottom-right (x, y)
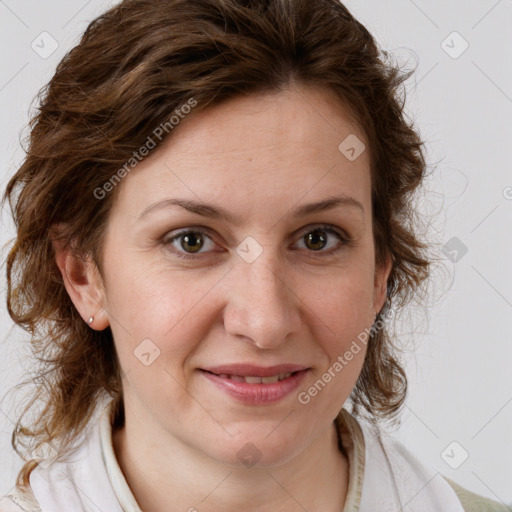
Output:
top-left (92, 83), bottom-right (391, 466)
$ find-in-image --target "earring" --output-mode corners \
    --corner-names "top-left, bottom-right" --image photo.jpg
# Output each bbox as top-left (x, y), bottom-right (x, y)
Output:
top-left (88, 316), bottom-right (94, 325)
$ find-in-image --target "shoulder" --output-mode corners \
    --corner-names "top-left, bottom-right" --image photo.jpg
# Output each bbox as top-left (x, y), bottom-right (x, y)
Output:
top-left (339, 409), bottom-right (511, 512)
top-left (1, 484), bottom-right (41, 512)
top-left (443, 477), bottom-right (512, 512)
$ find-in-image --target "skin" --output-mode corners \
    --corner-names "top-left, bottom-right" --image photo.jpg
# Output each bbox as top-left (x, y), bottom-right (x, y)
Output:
top-left (54, 82), bottom-right (392, 512)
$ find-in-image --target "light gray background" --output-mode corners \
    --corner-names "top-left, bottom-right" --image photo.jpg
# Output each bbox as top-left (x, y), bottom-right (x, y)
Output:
top-left (1, 0), bottom-right (511, 506)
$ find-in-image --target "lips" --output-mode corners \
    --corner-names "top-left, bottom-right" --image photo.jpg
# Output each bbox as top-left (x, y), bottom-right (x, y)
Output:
top-left (199, 364), bottom-right (310, 405)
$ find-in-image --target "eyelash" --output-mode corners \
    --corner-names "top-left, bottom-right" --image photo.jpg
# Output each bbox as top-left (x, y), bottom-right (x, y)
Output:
top-left (162, 224), bottom-right (351, 261)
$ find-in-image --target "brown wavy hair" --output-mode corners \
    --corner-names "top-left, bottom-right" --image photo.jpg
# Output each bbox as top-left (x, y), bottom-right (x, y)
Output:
top-left (3, 0), bottom-right (431, 490)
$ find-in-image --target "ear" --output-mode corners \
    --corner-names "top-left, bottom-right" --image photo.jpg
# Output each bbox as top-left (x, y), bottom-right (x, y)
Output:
top-left (373, 251), bottom-right (393, 316)
top-left (51, 224), bottom-right (110, 330)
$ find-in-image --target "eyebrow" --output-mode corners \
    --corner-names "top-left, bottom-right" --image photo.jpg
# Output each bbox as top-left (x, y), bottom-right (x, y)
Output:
top-left (137, 195), bottom-right (364, 223)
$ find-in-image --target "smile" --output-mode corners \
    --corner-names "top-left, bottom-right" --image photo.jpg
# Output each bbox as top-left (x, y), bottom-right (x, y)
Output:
top-left (214, 372), bottom-right (293, 383)
top-left (199, 368), bottom-right (310, 405)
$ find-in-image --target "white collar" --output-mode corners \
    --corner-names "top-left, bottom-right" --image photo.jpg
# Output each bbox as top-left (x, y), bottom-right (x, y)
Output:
top-left (30, 399), bottom-right (124, 512)
top-left (29, 399), bottom-right (464, 512)
top-left (357, 418), bottom-right (465, 512)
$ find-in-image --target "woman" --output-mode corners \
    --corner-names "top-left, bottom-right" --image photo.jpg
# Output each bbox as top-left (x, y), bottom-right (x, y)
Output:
top-left (1, 0), bottom-right (508, 511)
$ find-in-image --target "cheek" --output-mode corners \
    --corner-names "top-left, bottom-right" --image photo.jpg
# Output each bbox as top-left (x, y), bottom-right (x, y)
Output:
top-left (301, 267), bottom-right (374, 400)
top-left (302, 280), bottom-right (372, 406)
top-left (104, 263), bottom-right (222, 363)
top-left (307, 270), bottom-right (374, 341)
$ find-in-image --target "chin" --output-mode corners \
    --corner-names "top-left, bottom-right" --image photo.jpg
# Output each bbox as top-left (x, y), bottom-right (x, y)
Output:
top-left (209, 429), bottom-right (304, 469)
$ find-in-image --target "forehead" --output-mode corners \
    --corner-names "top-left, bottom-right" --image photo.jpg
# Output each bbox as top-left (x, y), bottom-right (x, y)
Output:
top-left (110, 83), bottom-right (371, 222)
top-left (157, 84), bottom-right (366, 164)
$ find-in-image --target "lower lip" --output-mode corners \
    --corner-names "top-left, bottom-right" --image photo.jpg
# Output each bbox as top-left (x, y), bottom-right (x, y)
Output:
top-left (199, 369), bottom-right (309, 405)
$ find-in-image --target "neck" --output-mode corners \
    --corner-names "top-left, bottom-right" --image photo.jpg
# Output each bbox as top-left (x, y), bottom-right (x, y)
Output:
top-left (112, 410), bottom-right (349, 512)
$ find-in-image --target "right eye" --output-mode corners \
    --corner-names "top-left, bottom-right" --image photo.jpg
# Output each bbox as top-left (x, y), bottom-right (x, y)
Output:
top-left (162, 228), bottom-right (218, 260)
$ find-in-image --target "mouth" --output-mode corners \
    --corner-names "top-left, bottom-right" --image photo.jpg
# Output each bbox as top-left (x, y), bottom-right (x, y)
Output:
top-left (205, 371), bottom-right (295, 384)
top-left (201, 363), bottom-right (309, 377)
top-left (198, 364), bottom-right (310, 405)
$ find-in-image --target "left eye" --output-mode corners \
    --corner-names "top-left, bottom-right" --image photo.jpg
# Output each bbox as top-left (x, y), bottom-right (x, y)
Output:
top-left (294, 226), bottom-right (347, 253)
top-left (163, 225), bottom-right (349, 261)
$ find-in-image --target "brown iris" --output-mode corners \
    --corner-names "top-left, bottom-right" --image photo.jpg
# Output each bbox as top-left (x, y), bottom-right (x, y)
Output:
top-left (180, 232), bottom-right (204, 253)
top-left (304, 230), bottom-right (327, 251)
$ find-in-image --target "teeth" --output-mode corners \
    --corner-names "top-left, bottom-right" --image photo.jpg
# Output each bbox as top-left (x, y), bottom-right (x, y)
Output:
top-left (217, 372), bottom-right (293, 383)
top-left (245, 376), bottom-right (263, 384)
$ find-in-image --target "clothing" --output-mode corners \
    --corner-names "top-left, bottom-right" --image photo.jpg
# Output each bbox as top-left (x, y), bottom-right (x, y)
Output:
top-left (3, 398), bottom-right (510, 512)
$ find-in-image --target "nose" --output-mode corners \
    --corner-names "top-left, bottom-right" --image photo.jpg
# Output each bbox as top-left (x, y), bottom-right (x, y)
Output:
top-left (222, 250), bottom-right (301, 350)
